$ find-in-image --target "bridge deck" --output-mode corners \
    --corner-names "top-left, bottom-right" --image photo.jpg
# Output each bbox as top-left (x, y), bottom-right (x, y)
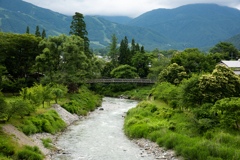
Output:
top-left (86, 79), bottom-right (156, 84)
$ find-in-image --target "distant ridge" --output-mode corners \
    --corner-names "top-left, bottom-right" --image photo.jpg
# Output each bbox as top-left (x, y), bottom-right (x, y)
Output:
top-left (0, 0), bottom-right (183, 50)
top-left (127, 3), bottom-right (240, 48)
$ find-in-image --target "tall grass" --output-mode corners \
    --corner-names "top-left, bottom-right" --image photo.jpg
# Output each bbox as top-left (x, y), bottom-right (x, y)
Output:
top-left (124, 100), bottom-right (240, 160)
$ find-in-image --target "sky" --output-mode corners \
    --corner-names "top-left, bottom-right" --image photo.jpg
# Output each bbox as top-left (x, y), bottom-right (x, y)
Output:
top-left (22, 0), bottom-right (240, 18)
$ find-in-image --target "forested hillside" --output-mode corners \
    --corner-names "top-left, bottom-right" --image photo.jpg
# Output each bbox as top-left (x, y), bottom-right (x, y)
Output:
top-left (0, 0), bottom-right (185, 50)
top-left (92, 15), bottom-right (133, 24)
top-left (127, 4), bottom-right (240, 48)
top-left (225, 33), bottom-right (240, 50)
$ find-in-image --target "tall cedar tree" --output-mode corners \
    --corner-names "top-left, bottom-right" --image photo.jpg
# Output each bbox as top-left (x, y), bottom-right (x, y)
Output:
top-left (42, 29), bottom-right (46, 39)
top-left (118, 36), bottom-right (130, 65)
top-left (35, 25), bottom-right (41, 37)
top-left (69, 12), bottom-right (92, 58)
top-left (107, 33), bottom-right (119, 67)
top-left (26, 26), bottom-right (30, 34)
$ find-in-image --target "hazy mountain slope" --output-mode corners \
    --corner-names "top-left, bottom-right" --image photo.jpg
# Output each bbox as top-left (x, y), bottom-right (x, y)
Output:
top-left (127, 4), bottom-right (240, 48)
top-left (225, 33), bottom-right (240, 50)
top-left (0, 0), bottom-right (182, 50)
top-left (92, 15), bottom-right (133, 24)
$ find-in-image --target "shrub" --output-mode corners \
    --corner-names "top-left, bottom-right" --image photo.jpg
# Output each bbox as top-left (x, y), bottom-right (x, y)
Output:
top-left (41, 138), bottom-right (52, 149)
top-left (0, 139), bottom-right (15, 156)
top-left (23, 121), bottom-right (38, 135)
top-left (17, 145), bottom-right (44, 160)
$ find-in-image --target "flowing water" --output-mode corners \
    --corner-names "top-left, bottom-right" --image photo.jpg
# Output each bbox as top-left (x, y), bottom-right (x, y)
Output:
top-left (53, 97), bottom-right (155, 160)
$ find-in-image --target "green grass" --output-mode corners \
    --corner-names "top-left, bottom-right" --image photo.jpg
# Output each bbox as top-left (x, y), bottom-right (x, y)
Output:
top-left (124, 100), bottom-right (240, 160)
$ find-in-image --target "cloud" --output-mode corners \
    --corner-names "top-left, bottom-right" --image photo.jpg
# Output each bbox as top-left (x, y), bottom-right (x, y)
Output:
top-left (23, 0), bottom-right (240, 18)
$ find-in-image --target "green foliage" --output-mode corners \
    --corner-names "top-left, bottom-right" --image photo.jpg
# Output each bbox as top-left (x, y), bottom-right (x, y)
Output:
top-left (62, 86), bottom-right (101, 116)
top-left (17, 145), bottom-right (44, 160)
top-left (153, 82), bottom-right (179, 104)
top-left (0, 91), bottom-right (8, 119)
top-left (170, 48), bottom-right (216, 73)
top-left (0, 32), bottom-right (42, 90)
top-left (35, 25), bottom-right (41, 37)
top-left (69, 12), bottom-right (91, 58)
top-left (158, 63), bottom-right (187, 85)
top-left (209, 41), bottom-right (239, 60)
top-left (110, 65), bottom-right (139, 78)
top-left (22, 109), bottom-right (66, 135)
top-left (51, 84), bottom-right (68, 104)
top-left (41, 138), bottom-right (53, 149)
top-left (7, 98), bottom-right (31, 121)
top-left (213, 97), bottom-right (240, 129)
top-left (107, 33), bottom-right (119, 67)
top-left (178, 74), bottom-right (203, 107)
top-left (147, 55), bottom-right (170, 80)
top-left (0, 138), bottom-right (15, 157)
top-left (131, 52), bottom-right (151, 78)
top-left (199, 65), bottom-right (240, 103)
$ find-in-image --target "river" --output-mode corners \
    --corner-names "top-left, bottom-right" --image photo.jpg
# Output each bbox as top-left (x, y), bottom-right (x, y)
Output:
top-left (53, 97), bottom-right (155, 160)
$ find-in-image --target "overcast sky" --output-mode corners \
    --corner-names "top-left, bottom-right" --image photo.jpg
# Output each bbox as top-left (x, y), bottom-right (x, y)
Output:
top-left (22, 0), bottom-right (240, 18)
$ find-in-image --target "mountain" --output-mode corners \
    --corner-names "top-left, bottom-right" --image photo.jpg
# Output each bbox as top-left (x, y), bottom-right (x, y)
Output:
top-left (0, 0), bottom-right (183, 50)
top-left (92, 15), bottom-right (133, 24)
top-left (225, 33), bottom-right (240, 50)
top-left (127, 4), bottom-right (240, 48)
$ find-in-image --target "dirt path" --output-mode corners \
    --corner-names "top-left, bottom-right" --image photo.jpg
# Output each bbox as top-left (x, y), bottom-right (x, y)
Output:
top-left (2, 124), bottom-right (49, 155)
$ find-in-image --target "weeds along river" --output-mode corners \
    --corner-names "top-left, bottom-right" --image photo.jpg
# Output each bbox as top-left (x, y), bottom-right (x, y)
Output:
top-left (53, 97), bottom-right (155, 160)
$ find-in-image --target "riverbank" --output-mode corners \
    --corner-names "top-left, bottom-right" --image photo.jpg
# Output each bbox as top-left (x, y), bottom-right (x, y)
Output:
top-left (0, 86), bottom-right (102, 160)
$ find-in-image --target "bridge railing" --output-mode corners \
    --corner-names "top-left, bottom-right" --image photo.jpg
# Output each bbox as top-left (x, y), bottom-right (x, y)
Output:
top-left (85, 78), bottom-right (156, 84)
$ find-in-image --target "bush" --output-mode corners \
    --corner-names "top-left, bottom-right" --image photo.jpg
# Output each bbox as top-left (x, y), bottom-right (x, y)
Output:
top-left (0, 139), bottom-right (15, 156)
top-left (23, 121), bottom-right (38, 135)
top-left (17, 145), bottom-right (44, 160)
top-left (22, 109), bottom-right (66, 135)
top-left (41, 138), bottom-right (52, 149)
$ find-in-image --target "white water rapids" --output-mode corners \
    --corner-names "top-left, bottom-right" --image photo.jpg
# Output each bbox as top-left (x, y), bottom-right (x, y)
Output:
top-left (53, 97), bottom-right (155, 160)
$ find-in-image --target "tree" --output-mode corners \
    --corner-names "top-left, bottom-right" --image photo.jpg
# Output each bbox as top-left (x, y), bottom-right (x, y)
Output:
top-left (147, 54), bottom-right (170, 80)
top-left (51, 84), bottom-right (68, 104)
top-left (213, 97), bottom-right (240, 129)
top-left (33, 84), bottom-right (52, 108)
top-left (35, 25), bottom-right (41, 37)
top-left (0, 91), bottom-right (8, 120)
top-left (209, 42), bottom-right (239, 60)
top-left (118, 36), bottom-right (129, 65)
top-left (0, 32), bottom-right (42, 89)
top-left (69, 12), bottom-right (92, 58)
top-left (107, 33), bottom-right (119, 67)
top-left (110, 65), bottom-right (139, 79)
top-left (26, 26), bottom-right (30, 34)
top-left (42, 29), bottom-right (46, 39)
top-left (171, 48), bottom-right (216, 74)
top-left (101, 61), bottom-right (115, 78)
top-left (179, 74), bottom-right (203, 107)
top-left (8, 98), bottom-right (31, 120)
top-left (199, 65), bottom-right (240, 103)
top-left (131, 51), bottom-right (150, 78)
top-left (140, 45), bottom-right (145, 53)
top-left (158, 63), bottom-right (187, 85)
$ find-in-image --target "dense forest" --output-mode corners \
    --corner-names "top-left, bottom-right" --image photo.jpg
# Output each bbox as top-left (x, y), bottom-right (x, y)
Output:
top-left (1, 9), bottom-right (240, 160)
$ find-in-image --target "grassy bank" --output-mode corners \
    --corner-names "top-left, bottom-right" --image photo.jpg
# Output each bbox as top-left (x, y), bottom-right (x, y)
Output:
top-left (91, 83), bottom-right (153, 100)
top-left (0, 85), bottom-right (102, 160)
top-left (124, 100), bottom-right (240, 160)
